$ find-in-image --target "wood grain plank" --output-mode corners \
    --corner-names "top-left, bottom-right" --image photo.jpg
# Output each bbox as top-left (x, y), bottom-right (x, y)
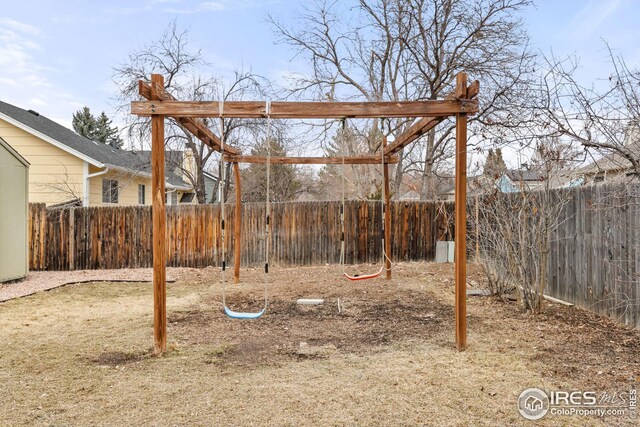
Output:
top-left (131, 99), bottom-right (479, 119)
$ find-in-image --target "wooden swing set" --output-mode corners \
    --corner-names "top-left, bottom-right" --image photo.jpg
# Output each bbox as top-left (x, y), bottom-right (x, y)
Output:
top-left (131, 71), bottom-right (479, 355)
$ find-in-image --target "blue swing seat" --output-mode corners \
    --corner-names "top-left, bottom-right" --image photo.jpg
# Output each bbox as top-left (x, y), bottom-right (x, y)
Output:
top-left (224, 306), bottom-right (265, 319)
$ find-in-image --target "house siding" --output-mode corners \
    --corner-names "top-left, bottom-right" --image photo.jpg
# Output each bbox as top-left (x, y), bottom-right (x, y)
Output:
top-left (87, 167), bottom-right (192, 207)
top-left (0, 118), bottom-right (84, 205)
top-left (88, 167), bottom-right (152, 207)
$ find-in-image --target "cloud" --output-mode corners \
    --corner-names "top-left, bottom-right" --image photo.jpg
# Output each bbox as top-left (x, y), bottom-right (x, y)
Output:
top-left (159, 0), bottom-right (261, 14)
top-left (0, 77), bottom-right (18, 87)
top-left (200, 2), bottom-right (226, 11)
top-left (0, 21), bottom-right (46, 80)
top-left (0, 18), bottom-right (82, 127)
top-left (29, 98), bottom-right (48, 107)
top-left (563, 0), bottom-right (625, 40)
top-left (0, 18), bottom-right (41, 36)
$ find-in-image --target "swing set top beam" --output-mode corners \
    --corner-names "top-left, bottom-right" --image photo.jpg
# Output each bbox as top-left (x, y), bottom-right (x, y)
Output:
top-left (136, 78), bottom-right (479, 158)
top-left (131, 99), bottom-right (478, 119)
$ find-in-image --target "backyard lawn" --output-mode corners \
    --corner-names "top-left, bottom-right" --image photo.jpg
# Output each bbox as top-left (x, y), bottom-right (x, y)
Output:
top-left (1, 262), bottom-right (638, 426)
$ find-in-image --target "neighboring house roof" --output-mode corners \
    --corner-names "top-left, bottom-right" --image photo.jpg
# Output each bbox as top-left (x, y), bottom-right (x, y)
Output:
top-left (560, 177), bottom-right (584, 188)
top-left (577, 142), bottom-right (640, 175)
top-left (547, 172), bottom-right (575, 188)
top-left (440, 174), bottom-right (493, 198)
top-left (444, 169), bottom-right (575, 197)
top-left (0, 100), bottom-right (191, 190)
top-left (0, 136), bottom-right (30, 167)
top-left (202, 171), bottom-right (219, 203)
top-left (428, 175), bottom-right (455, 199)
top-left (203, 171), bottom-right (218, 181)
top-left (399, 190), bottom-right (420, 201)
top-left (505, 169), bottom-right (545, 182)
top-left (131, 150), bottom-right (190, 189)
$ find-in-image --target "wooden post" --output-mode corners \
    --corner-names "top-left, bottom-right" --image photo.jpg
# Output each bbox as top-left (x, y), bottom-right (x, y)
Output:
top-left (233, 162), bottom-right (242, 284)
top-left (382, 136), bottom-right (392, 279)
top-left (150, 74), bottom-right (167, 356)
top-left (475, 194), bottom-right (480, 261)
top-left (454, 72), bottom-right (468, 351)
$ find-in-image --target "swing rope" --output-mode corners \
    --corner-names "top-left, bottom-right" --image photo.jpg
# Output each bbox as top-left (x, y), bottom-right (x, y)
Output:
top-left (380, 118), bottom-right (393, 268)
top-left (339, 118), bottom-right (391, 281)
top-left (220, 99), bottom-right (271, 319)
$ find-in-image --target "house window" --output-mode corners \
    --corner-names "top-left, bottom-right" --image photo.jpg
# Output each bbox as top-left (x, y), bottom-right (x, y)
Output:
top-left (102, 179), bottom-right (119, 204)
top-left (180, 193), bottom-right (195, 204)
top-left (166, 192), bottom-right (178, 205)
top-left (138, 184), bottom-right (146, 205)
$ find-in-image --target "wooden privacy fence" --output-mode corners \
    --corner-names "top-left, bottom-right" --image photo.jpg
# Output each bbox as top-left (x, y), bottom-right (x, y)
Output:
top-left (28, 201), bottom-right (453, 271)
top-left (475, 183), bottom-right (640, 328)
top-left (545, 183), bottom-right (640, 328)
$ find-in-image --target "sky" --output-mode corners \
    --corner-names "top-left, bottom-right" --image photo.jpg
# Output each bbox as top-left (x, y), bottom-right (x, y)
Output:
top-left (1, 0), bottom-right (639, 152)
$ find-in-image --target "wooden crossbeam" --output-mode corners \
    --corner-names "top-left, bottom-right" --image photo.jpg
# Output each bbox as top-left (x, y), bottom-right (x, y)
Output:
top-left (384, 80), bottom-right (480, 156)
top-left (131, 99), bottom-right (478, 119)
top-left (467, 80), bottom-right (480, 99)
top-left (138, 81), bottom-right (239, 155)
top-left (223, 155), bottom-right (399, 165)
top-left (384, 117), bottom-right (444, 156)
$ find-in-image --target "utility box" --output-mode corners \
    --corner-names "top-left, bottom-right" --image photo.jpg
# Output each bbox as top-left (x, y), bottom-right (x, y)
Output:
top-left (0, 137), bottom-right (29, 282)
top-left (435, 241), bottom-right (455, 263)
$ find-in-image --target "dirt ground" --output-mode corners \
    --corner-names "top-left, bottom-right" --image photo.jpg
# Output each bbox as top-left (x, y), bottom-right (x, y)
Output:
top-left (0, 262), bottom-right (638, 426)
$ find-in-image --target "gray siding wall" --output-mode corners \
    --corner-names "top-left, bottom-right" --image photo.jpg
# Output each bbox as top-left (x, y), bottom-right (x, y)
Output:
top-left (0, 143), bottom-right (28, 282)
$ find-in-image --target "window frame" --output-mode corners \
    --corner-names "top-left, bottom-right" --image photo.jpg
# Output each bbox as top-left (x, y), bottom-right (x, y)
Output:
top-left (102, 179), bottom-right (119, 204)
top-left (138, 184), bottom-right (146, 205)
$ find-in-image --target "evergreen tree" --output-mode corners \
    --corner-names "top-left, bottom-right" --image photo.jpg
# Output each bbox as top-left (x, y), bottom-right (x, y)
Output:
top-left (483, 148), bottom-right (507, 178)
top-left (72, 107), bottom-right (96, 140)
top-left (241, 137), bottom-right (302, 202)
top-left (95, 112), bottom-right (124, 148)
top-left (318, 124), bottom-right (383, 200)
top-left (72, 107), bottom-right (124, 148)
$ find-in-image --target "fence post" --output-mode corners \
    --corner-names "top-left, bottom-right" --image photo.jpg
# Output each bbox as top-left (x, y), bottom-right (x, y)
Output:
top-left (68, 208), bottom-right (75, 271)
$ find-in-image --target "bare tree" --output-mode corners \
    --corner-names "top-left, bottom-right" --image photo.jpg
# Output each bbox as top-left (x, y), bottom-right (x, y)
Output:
top-left (270, 0), bottom-right (535, 200)
top-left (42, 165), bottom-right (83, 205)
top-left (528, 44), bottom-right (640, 321)
top-left (474, 183), bottom-right (571, 313)
top-left (473, 41), bottom-right (640, 316)
top-left (534, 44), bottom-right (640, 178)
top-left (113, 21), bottom-right (270, 204)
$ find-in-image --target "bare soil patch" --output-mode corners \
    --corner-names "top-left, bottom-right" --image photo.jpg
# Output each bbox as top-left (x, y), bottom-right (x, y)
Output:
top-left (171, 280), bottom-right (451, 367)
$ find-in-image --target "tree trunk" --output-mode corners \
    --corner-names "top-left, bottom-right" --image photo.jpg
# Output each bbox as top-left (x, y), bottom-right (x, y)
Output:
top-left (223, 163), bottom-right (232, 201)
top-left (419, 129), bottom-right (436, 200)
top-left (393, 148), bottom-right (404, 198)
top-left (195, 166), bottom-right (206, 204)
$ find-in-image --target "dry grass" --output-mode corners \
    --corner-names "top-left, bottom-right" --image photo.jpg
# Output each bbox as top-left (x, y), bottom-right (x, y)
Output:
top-left (0, 262), bottom-right (638, 426)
